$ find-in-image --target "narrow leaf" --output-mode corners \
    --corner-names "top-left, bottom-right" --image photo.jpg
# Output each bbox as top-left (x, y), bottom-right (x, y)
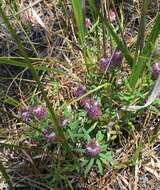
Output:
top-left (122, 74), bottom-right (160, 111)
top-left (84, 158), bottom-right (94, 176)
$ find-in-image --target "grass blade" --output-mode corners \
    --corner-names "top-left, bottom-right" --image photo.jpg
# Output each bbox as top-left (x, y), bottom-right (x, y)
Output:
top-left (135, 0), bottom-right (148, 58)
top-left (71, 0), bottom-right (85, 46)
top-left (129, 13), bottom-right (160, 88)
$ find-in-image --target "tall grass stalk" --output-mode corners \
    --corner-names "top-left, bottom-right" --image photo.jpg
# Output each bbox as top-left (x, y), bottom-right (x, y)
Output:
top-left (88, 0), bottom-right (134, 67)
top-left (129, 13), bottom-right (160, 88)
top-left (135, 0), bottom-right (148, 59)
top-left (71, 0), bottom-right (85, 47)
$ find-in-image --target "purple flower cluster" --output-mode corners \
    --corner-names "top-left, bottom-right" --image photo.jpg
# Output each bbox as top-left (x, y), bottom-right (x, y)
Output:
top-left (99, 51), bottom-right (123, 72)
top-left (111, 51), bottom-right (123, 67)
top-left (86, 138), bottom-right (101, 157)
top-left (20, 105), bottom-right (47, 121)
top-left (87, 102), bottom-right (102, 120)
top-left (74, 86), bottom-right (86, 97)
top-left (43, 114), bottom-right (69, 143)
top-left (99, 57), bottom-right (110, 73)
top-left (32, 105), bottom-right (47, 119)
top-left (44, 127), bottom-right (57, 143)
top-left (21, 109), bottom-right (31, 122)
top-left (152, 62), bottom-right (160, 80)
top-left (75, 86), bottom-right (102, 120)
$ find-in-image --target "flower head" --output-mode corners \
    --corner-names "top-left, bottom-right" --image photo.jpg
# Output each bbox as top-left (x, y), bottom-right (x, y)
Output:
top-left (99, 57), bottom-right (110, 73)
top-left (74, 86), bottom-right (86, 97)
top-left (152, 62), bottom-right (160, 80)
top-left (86, 138), bottom-right (101, 157)
top-left (85, 17), bottom-right (92, 28)
top-left (87, 102), bottom-right (102, 120)
top-left (80, 96), bottom-right (95, 109)
top-left (107, 10), bottom-right (116, 23)
top-left (32, 105), bottom-right (47, 119)
top-left (111, 51), bottom-right (123, 67)
top-left (59, 114), bottom-right (69, 128)
top-left (44, 128), bottom-right (56, 143)
top-left (21, 109), bottom-right (31, 122)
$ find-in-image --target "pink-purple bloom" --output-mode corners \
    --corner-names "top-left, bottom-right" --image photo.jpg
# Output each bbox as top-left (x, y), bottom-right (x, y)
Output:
top-left (99, 57), bottom-right (110, 73)
top-left (44, 128), bottom-right (56, 143)
top-left (74, 86), bottom-right (86, 97)
top-left (86, 138), bottom-right (101, 157)
top-left (32, 105), bottom-right (47, 119)
top-left (152, 62), bottom-right (160, 80)
top-left (59, 115), bottom-right (69, 128)
top-left (21, 109), bottom-right (31, 122)
top-left (80, 96), bottom-right (95, 109)
top-left (107, 10), bottom-right (116, 23)
top-left (87, 102), bottom-right (102, 120)
top-left (85, 17), bottom-right (92, 28)
top-left (111, 51), bottom-right (123, 67)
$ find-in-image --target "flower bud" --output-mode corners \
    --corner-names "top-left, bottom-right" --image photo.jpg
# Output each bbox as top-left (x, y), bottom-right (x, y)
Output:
top-left (86, 138), bottom-right (101, 157)
top-left (32, 105), bottom-right (47, 119)
top-left (44, 128), bottom-right (56, 143)
top-left (152, 62), bottom-right (160, 80)
top-left (107, 10), bottom-right (116, 23)
top-left (21, 109), bottom-right (31, 122)
top-left (85, 17), bottom-right (92, 28)
top-left (99, 57), bottom-right (110, 73)
top-left (80, 96), bottom-right (95, 109)
top-left (74, 86), bottom-right (86, 97)
top-left (111, 51), bottom-right (123, 67)
top-left (59, 115), bottom-right (69, 128)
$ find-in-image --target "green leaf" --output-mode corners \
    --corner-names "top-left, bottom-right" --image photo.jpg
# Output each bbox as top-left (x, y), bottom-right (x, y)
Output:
top-left (82, 159), bottom-right (89, 167)
top-left (82, 128), bottom-right (91, 140)
top-left (87, 122), bottom-right (98, 134)
top-left (96, 159), bottom-right (103, 175)
top-left (100, 152), bottom-right (113, 163)
top-left (96, 131), bottom-right (104, 142)
top-left (84, 158), bottom-right (94, 176)
top-left (68, 129), bottom-right (75, 142)
top-left (71, 0), bottom-right (85, 46)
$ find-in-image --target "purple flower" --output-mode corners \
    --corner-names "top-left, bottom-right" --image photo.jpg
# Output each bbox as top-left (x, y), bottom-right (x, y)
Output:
top-left (99, 57), bottom-right (110, 73)
top-left (44, 128), bottom-right (56, 143)
top-left (32, 105), bottom-right (47, 119)
top-left (85, 17), bottom-right (92, 28)
top-left (59, 115), bottom-right (69, 128)
top-left (86, 138), bottom-right (101, 157)
top-left (80, 96), bottom-right (95, 109)
top-left (107, 10), bottom-right (116, 23)
top-left (87, 102), bottom-right (102, 120)
top-left (21, 109), bottom-right (31, 122)
top-left (152, 62), bottom-right (160, 80)
top-left (111, 51), bottom-right (123, 67)
top-left (74, 86), bottom-right (86, 97)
